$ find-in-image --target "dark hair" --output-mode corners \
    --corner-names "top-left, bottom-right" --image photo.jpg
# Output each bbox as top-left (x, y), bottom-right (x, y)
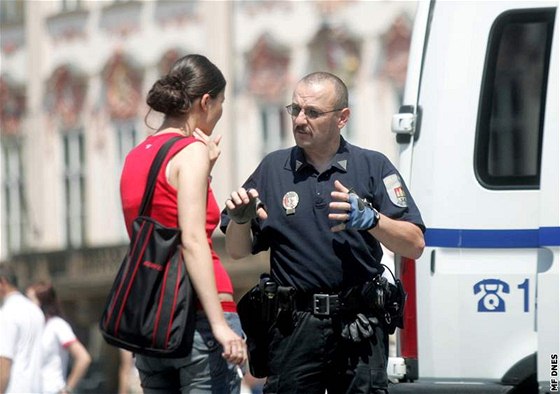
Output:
top-left (28, 281), bottom-right (63, 319)
top-left (146, 54), bottom-right (226, 117)
top-left (301, 72), bottom-right (349, 108)
top-left (0, 264), bottom-right (18, 287)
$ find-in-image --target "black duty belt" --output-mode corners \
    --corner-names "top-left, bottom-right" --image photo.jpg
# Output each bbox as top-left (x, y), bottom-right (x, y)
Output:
top-left (295, 292), bottom-right (341, 316)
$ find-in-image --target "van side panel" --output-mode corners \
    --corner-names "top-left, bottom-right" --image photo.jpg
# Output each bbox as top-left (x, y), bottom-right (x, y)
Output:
top-left (406, 1), bottom-right (557, 382)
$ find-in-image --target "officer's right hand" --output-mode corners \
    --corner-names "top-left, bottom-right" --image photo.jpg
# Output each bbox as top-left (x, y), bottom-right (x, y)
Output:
top-left (225, 188), bottom-right (268, 224)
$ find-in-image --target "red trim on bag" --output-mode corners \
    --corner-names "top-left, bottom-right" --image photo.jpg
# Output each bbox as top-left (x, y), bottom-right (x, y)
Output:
top-left (152, 255), bottom-right (171, 347)
top-left (165, 256), bottom-right (182, 347)
top-left (105, 221), bottom-right (147, 328)
top-left (115, 222), bottom-right (154, 336)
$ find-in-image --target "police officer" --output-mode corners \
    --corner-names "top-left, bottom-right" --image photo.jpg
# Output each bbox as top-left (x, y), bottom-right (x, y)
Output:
top-left (222, 72), bottom-right (425, 394)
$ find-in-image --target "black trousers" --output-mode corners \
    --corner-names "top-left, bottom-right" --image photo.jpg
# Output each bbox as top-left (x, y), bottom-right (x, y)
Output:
top-left (263, 310), bottom-right (389, 394)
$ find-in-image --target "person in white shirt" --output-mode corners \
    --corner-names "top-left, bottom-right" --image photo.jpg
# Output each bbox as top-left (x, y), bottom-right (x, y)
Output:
top-left (0, 264), bottom-right (44, 394)
top-left (27, 281), bottom-right (92, 394)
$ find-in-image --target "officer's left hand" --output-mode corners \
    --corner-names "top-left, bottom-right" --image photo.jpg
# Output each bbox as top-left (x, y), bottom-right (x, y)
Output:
top-left (329, 180), bottom-right (378, 232)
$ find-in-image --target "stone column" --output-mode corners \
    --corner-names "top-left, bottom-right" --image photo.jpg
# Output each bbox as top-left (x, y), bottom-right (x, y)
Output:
top-left (200, 0), bottom-right (235, 204)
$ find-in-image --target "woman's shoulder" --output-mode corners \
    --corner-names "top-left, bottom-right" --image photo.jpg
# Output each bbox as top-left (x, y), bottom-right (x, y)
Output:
top-left (173, 137), bottom-right (207, 159)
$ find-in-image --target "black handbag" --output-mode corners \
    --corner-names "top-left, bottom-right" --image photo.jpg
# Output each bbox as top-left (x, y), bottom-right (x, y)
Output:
top-left (99, 136), bottom-right (197, 358)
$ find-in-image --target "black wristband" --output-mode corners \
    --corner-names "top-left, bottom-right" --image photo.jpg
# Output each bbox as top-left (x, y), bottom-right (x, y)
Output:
top-left (367, 208), bottom-right (380, 230)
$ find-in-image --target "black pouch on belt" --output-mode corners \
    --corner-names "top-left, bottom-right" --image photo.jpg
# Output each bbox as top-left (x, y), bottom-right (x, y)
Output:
top-left (237, 273), bottom-right (276, 378)
top-left (362, 275), bottom-right (390, 311)
top-left (260, 275), bottom-right (278, 324)
top-left (274, 286), bottom-right (296, 334)
top-left (385, 278), bottom-right (406, 334)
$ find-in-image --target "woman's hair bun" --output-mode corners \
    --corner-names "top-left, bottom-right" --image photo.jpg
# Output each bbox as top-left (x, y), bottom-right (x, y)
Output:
top-left (146, 74), bottom-right (191, 116)
top-left (145, 54), bottom-right (225, 118)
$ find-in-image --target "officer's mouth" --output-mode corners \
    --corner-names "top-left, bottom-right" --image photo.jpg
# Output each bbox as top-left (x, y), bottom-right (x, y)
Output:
top-left (294, 127), bottom-right (310, 136)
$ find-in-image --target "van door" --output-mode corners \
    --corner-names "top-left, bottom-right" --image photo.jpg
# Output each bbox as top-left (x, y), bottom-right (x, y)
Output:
top-left (396, 0), bottom-right (558, 385)
top-left (536, 11), bottom-right (559, 392)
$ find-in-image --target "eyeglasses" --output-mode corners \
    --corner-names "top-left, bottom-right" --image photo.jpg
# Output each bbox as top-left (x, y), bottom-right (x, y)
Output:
top-left (285, 104), bottom-right (344, 120)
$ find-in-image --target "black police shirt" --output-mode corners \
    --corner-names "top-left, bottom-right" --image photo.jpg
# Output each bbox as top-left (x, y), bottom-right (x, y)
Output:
top-left (221, 137), bottom-right (425, 293)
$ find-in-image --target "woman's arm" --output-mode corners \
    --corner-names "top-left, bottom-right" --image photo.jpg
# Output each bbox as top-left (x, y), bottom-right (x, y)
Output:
top-left (0, 357), bottom-right (12, 394)
top-left (63, 340), bottom-right (91, 393)
top-left (118, 349), bottom-right (132, 394)
top-left (170, 142), bottom-right (246, 365)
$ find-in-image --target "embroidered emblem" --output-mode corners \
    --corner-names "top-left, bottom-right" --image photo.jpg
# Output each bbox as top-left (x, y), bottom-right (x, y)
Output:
top-left (383, 174), bottom-right (408, 207)
top-left (282, 191), bottom-right (299, 215)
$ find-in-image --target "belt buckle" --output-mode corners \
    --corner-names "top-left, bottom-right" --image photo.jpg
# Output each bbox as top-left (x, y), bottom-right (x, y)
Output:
top-left (313, 294), bottom-right (330, 316)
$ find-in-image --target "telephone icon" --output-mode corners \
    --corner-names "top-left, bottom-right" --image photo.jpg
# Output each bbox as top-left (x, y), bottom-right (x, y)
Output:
top-left (473, 279), bottom-right (510, 312)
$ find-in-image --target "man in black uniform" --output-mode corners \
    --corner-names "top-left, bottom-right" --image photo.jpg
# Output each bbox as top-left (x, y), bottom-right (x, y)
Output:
top-left (222, 72), bottom-right (425, 393)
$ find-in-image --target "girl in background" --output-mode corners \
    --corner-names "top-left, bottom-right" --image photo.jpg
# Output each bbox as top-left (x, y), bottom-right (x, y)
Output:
top-left (27, 282), bottom-right (92, 394)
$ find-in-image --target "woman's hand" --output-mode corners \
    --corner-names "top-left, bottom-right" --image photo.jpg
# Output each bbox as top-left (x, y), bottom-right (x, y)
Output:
top-left (212, 323), bottom-right (247, 365)
top-left (193, 128), bottom-right (222, 172)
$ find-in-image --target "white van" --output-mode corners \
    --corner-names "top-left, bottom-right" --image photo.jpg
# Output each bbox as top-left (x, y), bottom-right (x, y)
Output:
top-left (389, 1), bottom-right (558, 393)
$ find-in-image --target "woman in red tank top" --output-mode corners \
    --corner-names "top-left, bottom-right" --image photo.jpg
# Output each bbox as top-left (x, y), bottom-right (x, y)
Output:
top-left (120, 54), bottom-right (247, 393)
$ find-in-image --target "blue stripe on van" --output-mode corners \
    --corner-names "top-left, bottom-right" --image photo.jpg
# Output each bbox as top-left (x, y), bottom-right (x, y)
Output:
top-left (425, 227), bottom-right (560, 248)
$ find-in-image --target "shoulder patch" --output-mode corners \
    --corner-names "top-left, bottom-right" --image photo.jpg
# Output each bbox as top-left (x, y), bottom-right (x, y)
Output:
top-left (383, 174), bottom-right (408, 207)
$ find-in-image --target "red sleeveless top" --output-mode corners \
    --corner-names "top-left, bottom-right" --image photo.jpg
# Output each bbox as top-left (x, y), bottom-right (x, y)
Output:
top-left (120, 133), bottom-right (234, 298)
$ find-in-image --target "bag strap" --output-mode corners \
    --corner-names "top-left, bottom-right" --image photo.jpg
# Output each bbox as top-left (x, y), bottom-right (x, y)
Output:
top-left (138, 136), bottom-right (184, 217)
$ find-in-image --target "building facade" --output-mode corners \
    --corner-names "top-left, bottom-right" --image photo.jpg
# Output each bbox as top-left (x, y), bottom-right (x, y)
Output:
top-left (0, 0), bottom-right (415, 390)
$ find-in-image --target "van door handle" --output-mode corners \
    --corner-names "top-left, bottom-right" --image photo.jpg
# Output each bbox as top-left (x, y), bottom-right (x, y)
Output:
top-left (430, 250), bottom-right (436, 275)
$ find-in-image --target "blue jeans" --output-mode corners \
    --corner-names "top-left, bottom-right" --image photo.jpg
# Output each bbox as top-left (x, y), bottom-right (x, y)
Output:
top-left (136, 312), bottom-right (244, 394)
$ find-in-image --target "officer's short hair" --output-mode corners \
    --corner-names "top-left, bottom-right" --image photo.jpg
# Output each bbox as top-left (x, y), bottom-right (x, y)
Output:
top-left (300, 72), bottom-right (349, 109)
top-left (0, 264), bottom-right (18, 287)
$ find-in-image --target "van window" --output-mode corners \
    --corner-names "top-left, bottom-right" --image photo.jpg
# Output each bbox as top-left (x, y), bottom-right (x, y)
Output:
top-left (475, 9), bottom-right (555, 189)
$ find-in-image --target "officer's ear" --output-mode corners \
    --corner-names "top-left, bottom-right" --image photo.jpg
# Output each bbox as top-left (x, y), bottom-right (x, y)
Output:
top-left (338, 108), bottom-right (350, 130)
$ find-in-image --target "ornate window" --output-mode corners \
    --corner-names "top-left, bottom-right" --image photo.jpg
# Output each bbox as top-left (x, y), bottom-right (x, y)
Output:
top-left (102, 52), bottom-right (143, 121)
top-left (1, 137), bottom-right (25, 254)
top-left (260, 105), bottom-right (288, 156)
top-left (246, 33), bottom-right (291, 155)
top-left (1, 77), bottom-right (27, 255)
top-left (102, 53), bottom-right (143, 168)
top-left (308, 25), bottom-right (362, 139)
top-left (45, 65), bottom-right (88, 247)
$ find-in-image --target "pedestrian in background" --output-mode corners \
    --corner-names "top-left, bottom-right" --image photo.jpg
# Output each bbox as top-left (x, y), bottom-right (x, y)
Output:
top-left (26, 281), bottom-right (92, 394)
top-left (0, 264), bottom-right (44, 394)
top-left (223, 71), bottom-right (425, 393)
top-left (120, 53), bottom-right (247, 393)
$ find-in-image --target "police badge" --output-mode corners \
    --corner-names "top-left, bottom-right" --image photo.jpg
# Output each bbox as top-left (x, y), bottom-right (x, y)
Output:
top-left (282, 191), bottom-right (299, 215)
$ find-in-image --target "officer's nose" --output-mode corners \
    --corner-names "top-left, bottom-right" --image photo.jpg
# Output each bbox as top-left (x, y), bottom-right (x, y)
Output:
top-left (294, 109), bottom-right (307, 125)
